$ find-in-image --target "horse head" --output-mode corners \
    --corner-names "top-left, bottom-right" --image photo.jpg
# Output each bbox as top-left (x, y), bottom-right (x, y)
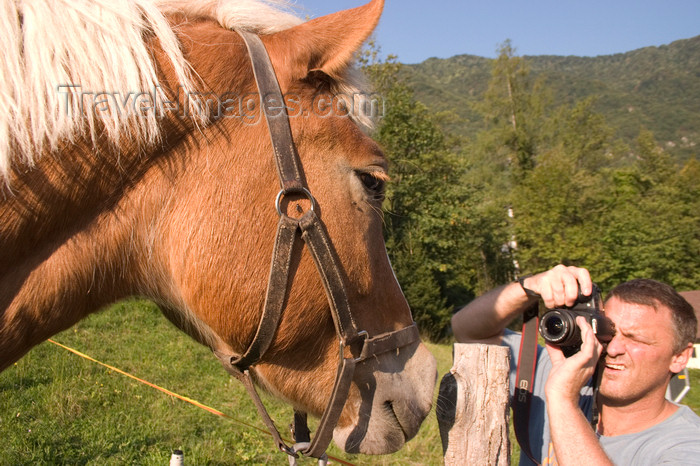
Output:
top-left (0, 0), bottom-right (436, 456)
top-left (156, 0), bottom-right (437, 454)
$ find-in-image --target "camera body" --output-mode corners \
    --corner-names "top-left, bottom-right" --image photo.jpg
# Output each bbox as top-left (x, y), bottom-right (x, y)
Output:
top-left (538, 284), bottom-right (614, 356)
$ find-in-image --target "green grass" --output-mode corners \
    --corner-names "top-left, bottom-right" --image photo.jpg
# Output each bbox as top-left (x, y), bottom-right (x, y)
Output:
top-left (682, 366), bottom-right (700, 415)
top-left (0, 300), bottom-right (447, 465)
top-left (1, 300), bottom-right (699, 464)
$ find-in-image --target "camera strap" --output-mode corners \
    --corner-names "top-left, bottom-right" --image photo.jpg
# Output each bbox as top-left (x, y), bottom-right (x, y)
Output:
top-left (590, 362), bottom-right (604, 429)
top-left (513, 300), bottom-right (541, 465)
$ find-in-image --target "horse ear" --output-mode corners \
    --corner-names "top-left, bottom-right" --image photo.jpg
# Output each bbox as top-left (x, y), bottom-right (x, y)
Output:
top-left (266, 0), bottom-right (384, 83)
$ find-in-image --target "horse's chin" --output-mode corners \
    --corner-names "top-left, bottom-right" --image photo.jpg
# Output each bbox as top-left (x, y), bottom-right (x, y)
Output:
top-left (333, 418), bottom-right (407, 455)
top-left (331, 402), bottom-right (421, 455)
top-left (332, 342), bottom-right (437, 454)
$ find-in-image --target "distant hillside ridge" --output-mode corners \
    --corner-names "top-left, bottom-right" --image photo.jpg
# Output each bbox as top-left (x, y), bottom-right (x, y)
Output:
top-left (402, 35), bottom-right (700, 161)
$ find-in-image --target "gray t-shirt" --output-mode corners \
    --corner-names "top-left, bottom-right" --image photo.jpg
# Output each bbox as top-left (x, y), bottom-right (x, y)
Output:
top-left (503, 330), bottom-right (700, 465)
top-left (599, 406), bottom-right (700, 465)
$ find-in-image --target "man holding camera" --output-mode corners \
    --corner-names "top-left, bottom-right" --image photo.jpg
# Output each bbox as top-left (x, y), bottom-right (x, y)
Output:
top-left (452, 264), bottom-right (700, 465)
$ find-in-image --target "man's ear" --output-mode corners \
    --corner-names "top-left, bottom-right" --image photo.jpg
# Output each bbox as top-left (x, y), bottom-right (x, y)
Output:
top-left (263, 0), bottom-right (384, 85)
top-left (669, 343), bottom-right (693, 374)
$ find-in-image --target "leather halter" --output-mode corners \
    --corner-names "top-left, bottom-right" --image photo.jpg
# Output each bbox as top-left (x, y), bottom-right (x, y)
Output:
top-left (214, 30), bottom-right (420, 461)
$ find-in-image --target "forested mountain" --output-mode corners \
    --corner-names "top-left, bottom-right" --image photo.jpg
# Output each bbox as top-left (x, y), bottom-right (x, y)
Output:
top-left (402, 35), bottom-right (700, 162)
top-left (360, 38), bottom-right (700, 340)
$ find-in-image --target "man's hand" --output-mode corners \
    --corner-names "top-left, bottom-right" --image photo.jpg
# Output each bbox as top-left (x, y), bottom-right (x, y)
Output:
top-left (544, 317), bottom-right (612, 465)
top-left (453, 264), bottom-right (593, 343)
top-left (521, 265), bottom-right (592, 309)
top-left (545, 316), bottom-right (604, 403)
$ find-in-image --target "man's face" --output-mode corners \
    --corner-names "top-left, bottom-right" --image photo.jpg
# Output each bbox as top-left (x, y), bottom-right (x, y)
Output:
top-left (599, 297), bottom-right (685, 406)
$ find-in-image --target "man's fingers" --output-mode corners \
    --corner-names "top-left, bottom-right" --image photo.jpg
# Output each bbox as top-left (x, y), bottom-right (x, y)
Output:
top-left (548, 317), bottom-right (603, 368)
top-left (570, 267), bottom-right (592, 297)
top-left (545, 342), bottom-right (566, 366)
top-left (576, 316), bottom-right (603, 362)
top-left (537, 265), bottom-right (590, 308)
top-left (561, 271), bottom-right (580, 307)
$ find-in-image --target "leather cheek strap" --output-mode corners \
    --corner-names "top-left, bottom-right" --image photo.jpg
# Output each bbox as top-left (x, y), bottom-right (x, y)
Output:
top-left (212, 30), bottom-right (422, 461)
top-left (214, 322), bottom-right (419, 459)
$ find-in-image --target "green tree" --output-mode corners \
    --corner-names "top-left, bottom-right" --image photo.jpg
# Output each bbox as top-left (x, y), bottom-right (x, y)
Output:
top-left (471, 45), bottom-right (624, 288)
top-left (468, 41), bottom-right (554, 287)
top-left (600, 130), bottom-right (700, 289)
top-left (676, 156), bottom-right (700, 288)
top-left (511, 98), bottom-right (617, 282)
top-left (359, 40), bottom-right (700, 340)
top-left (363, 49), bottom-right (474, 339)
top-left (474, 40), bottom-right (548, 174)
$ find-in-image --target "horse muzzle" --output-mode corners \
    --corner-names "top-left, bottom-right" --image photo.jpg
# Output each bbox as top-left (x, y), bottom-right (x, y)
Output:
top-left (333, 340), bottom-right (437, 454)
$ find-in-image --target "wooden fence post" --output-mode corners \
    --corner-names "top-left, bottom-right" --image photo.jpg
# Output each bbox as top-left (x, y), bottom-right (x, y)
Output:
top-left (436, 343), bottom-right (511, 465)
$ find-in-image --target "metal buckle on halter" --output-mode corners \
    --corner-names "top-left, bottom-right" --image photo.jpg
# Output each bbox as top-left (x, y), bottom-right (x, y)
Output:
top-left (275, 187), bottom-right (316, 217)
top-left (287, 443), bottom-right (328, 466)
top-left (339, 330), bottom-right (369, 363)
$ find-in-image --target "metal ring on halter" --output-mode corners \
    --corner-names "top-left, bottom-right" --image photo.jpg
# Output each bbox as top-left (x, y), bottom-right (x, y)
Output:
top-left (339, 330), bottom-right (369, 363)
top-left (275, 187), bottom-right (316, 217)
top-left (287, 443), bottom-right (328, 466)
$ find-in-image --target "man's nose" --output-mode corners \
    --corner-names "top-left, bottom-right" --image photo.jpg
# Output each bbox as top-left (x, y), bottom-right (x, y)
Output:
top-left (605, 334), bottom-right (624, 356)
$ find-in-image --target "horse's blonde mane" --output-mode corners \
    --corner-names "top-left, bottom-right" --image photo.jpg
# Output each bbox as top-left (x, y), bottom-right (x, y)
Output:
top-left (0, 0), bottom-right (303, 182)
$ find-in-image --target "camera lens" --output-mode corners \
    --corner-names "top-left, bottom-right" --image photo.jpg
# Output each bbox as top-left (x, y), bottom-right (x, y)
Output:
top-left (544, 316), bottom-right (565, 338)
top-left (539, 311), bottom-right (572, 344)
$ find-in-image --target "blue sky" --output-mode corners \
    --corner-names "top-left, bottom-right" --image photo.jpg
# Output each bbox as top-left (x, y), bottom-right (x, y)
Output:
top-left (295, 0), bottom-right (700, 63)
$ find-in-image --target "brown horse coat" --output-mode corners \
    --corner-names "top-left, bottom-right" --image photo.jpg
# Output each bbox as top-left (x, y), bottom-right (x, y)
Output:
top-left (0, 0), bottom-right (436, 454)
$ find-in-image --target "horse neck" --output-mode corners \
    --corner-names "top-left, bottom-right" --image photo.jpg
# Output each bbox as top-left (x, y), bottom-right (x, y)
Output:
top-left (0, 134), bottom-right (183, 370)
top-left (0, 20), bottom-right (269, 370)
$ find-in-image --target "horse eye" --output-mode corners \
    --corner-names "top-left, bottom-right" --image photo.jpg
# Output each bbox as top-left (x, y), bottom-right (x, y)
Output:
top-left (357, 172), bottom-right (385, 198)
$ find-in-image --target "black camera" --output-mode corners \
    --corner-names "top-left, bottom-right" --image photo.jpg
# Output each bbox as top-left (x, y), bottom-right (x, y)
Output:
top-left (538, 284), bottom-right (615, 356)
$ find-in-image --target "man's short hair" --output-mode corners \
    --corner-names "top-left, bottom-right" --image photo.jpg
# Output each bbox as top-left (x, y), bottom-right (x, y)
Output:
top-left (606, 278), bottom-right (697, 353)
